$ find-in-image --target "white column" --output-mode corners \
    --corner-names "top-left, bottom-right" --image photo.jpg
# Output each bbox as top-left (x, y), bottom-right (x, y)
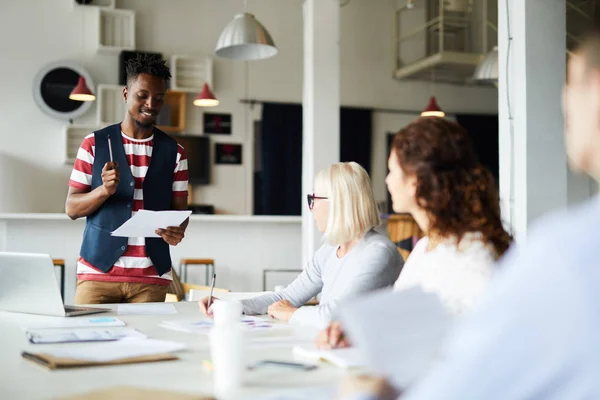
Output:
top-left (302, 0), bottom-right (340, 266)
top-left (498, 0), bottom-right (569, 240)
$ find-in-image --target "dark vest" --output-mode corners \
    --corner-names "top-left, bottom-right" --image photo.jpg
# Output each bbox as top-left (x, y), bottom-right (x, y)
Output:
top-left (79, 124), bottom-right (178, 276)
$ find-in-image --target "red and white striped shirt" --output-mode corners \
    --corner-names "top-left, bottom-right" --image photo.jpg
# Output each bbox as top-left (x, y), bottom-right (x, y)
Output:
top-left (69, 132), bottom-right (188, 286)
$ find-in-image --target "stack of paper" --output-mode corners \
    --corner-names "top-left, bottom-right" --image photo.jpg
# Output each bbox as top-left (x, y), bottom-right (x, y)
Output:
top-left (25, 316), bottom-right (126, 329)
top-left (339, 287), bottom-right (453, 387)
top-left (25, 328), bottom-right (146, 344)
top-left (248, 386), bottom-right (337, 400)
top-left (33, 337), bottom-right (186, 362)
top-left (293, 345), bottom-right (364, 369)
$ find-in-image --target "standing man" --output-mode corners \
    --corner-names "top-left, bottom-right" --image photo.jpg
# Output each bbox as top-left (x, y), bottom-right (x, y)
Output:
top-left (66, 54), bottom-right (189, 304)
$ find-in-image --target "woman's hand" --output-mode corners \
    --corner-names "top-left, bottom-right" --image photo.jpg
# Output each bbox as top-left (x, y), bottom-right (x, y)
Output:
top-left (337, 375), bottom-right (399, 400)
top-left (267, 300), bottom-right (298, 322)
top-left (198, 296), bottom-right (219, 317)
top-left (315, 321), bottom-right (351, 349)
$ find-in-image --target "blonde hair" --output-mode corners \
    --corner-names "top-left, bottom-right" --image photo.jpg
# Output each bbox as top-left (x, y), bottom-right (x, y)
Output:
top-left (314, 162), bottom-right (381, 245)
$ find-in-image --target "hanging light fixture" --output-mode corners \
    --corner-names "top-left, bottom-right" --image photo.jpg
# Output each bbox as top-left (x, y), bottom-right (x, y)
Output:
top-left (214, 2), bottom-right (277, 61)
top-left (69, 76), bottom-right (96, 101)
top-left (193, 83), bottom-right (219, 107)
top-left (70, 7), bottom-right (95, 102)
top-left (421, 96), bottom-right (445, 118)
top-left (472, 46), bottom-right (498, 86)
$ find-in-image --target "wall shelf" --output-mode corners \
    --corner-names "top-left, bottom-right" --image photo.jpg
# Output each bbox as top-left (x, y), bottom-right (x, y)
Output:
top-left (96, 84), bottom-right (186, 133)
top-left (96, 8), bottom-right (135, 54)
top-left (71, 0), bottom-right (115, 9)
top-left (170, 56), bottom-right (213, 92)
top-left (157, 91), bottom-right (186, 133)
top-left (97, 84), bottom-right (125, 126)
top-left (65, 124), bottom-right (101, 164)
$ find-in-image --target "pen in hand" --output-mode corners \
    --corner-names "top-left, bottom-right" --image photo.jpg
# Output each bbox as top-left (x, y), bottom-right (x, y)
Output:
top-left (207, 273), bottom-right (217, 310)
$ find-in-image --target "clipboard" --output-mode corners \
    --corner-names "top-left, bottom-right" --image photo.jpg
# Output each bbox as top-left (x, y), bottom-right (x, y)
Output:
top-left (21, 351), bottom-right (178, 370)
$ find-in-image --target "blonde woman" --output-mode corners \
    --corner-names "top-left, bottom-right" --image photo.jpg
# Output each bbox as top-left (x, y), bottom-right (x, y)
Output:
top-left (199, 162), bottom-right (402, 328)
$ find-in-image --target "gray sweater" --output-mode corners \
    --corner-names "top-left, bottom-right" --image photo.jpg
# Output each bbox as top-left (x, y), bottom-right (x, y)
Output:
top-left (240, 229), bottom-right (402, 328)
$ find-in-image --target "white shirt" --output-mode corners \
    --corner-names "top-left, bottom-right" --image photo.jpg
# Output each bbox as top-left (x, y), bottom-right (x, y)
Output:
top-left (403, 196), bottom-right (600, 399)
top-left (394, 233), bottom-right (497, 316)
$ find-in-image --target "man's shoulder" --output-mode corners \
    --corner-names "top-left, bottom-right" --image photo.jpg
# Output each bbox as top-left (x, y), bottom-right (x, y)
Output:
top-left (527, 197), bottom-right (600, 249)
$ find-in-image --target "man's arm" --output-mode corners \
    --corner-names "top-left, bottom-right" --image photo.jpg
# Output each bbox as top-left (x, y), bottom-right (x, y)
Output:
top-left (65, 162), bottom-right (119, 220)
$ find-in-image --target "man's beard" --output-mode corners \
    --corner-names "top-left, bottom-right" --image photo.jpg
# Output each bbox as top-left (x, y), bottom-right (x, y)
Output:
top-left (134, 118), bottom-right (154, 128)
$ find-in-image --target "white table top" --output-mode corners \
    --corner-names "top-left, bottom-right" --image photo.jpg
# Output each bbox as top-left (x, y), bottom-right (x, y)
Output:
top-left (0, 302), bottom-right (345, 399)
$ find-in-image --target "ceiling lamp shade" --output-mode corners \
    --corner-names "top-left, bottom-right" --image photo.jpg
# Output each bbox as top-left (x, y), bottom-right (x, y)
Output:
top-left (472, 46), bottom-right (498, 86)
top-left (214, 13), bottom-right (277, 61)
top-left (69, 76), bottom-right (96, 102)
top-left (421, 96), bottom-right (445, 118)
top-left (193, 83), bottom-right (219, 107)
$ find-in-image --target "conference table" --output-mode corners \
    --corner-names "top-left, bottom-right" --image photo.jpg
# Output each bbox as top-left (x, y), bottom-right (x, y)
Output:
top-left (0, 301), bottom-right (347, 399)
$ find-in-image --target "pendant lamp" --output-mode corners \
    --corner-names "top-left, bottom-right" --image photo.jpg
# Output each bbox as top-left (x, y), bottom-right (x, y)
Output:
top-left (194, 83), bottom-right (219, 107)
top-left (421, 96), bottom-right (445, 118)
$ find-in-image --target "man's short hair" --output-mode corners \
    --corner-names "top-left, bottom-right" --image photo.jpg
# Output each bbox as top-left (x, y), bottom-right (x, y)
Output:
top-left (125, 54), bottom-right (171, 86)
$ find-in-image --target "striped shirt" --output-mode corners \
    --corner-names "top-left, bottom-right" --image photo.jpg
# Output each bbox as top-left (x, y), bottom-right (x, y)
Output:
top-left (68, 131), bottom-right (188, 286)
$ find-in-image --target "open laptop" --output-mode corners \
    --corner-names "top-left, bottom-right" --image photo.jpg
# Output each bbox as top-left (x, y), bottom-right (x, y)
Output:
top-left (0, 252), bottom-right (109, 317)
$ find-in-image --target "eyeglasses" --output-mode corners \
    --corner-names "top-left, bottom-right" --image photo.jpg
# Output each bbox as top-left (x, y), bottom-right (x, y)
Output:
top-left (307, 193), bottom-right (328, 210)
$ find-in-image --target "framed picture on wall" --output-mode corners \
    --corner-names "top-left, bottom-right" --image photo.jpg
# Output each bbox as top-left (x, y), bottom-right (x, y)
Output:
top-left (215, 143), bottom-right (242, 165)
top-left (204, 113), bottom-right (232, 135)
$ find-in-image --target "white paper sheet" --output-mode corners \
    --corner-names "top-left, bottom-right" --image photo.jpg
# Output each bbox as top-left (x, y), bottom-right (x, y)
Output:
top-left (117, 303), bottom-right (177, 315)
top-left (25, 316), bottom-right (126, 329)
top-left (159, 316), bottom-right (288, 334)
top-left (41, 337), bottom-right (186, 362)
top-left (293, 344), bottom-right (364, 368)
top-left (339, 287), bottom-right (453, 388)
top-left (110, 210), bottom-right (192, 238)
top-left (248, 386), bottom-right (337, 400)
top-left (25, 327), bottom-right (146, 344)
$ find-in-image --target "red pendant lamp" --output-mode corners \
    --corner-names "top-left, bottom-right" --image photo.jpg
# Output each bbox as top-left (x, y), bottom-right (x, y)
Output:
top-left (421, 96), bottom-right (445, 118)
top-left (69, 76), bottom-right (96, 102)
top-left (194, 83), bottom-right (219, 107)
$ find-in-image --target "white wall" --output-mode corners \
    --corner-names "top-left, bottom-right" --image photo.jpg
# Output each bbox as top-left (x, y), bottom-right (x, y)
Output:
top-left (0, 0), bottom-right (498, 215)
top-left (0, 215), bottom-right (301, 304)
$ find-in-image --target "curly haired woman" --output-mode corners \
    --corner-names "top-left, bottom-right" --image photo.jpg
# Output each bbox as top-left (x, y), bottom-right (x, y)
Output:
top-left (317, 117), bottom-right (512, 349)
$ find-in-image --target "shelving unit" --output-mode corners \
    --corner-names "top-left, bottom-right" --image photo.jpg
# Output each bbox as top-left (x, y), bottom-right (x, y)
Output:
top-left (71, 0), bottom-right (115, 9)
top-left (96, 84), bottom-right (186, 133)
top-left (96, 8), bottom-right (135, 54)
top-left (65, 125), bottom-right (101, 164)
top-left (157, 91), bottom-right (186, 133)
top-left (170, 56), bottom-right (213, 92)
top-left (97, 84), bottom-right (125, 126)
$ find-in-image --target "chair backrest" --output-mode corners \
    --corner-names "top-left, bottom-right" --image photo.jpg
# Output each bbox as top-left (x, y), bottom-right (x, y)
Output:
top-left (165, 293), bottom-right (179, 303)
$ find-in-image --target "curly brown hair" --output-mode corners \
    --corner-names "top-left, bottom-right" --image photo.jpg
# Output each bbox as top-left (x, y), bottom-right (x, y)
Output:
top-left (392, 117), bottom-right (512, 257)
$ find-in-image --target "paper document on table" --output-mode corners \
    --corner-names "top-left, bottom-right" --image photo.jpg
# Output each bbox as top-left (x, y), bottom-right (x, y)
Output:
top-left (159, 316), bottom-right (288, 334)
top-left (25, 327), bottom-right (146, 344)
top-left (293, 344), bottom-right (364, 369)
top-left (248, 386), bottom-right (337, 400)
top-left (117, 303), bottom-right (177, 315)
top-left (339, 287), bottom-right (453, 388)
top-left (38, 337), bottom-right (186, 362)
top-left (25, 316), bottom-right (125, 329)
top-left (110, 210), bottom-right (192, 238)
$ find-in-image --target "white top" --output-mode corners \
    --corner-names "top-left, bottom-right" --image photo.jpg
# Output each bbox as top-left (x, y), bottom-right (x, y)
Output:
top-left (394, 233), bottom-right (497, 316)
top-left (241, 230), bottom-right (402, 329)
top-left (403, 196), bottom-right (600, 400)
